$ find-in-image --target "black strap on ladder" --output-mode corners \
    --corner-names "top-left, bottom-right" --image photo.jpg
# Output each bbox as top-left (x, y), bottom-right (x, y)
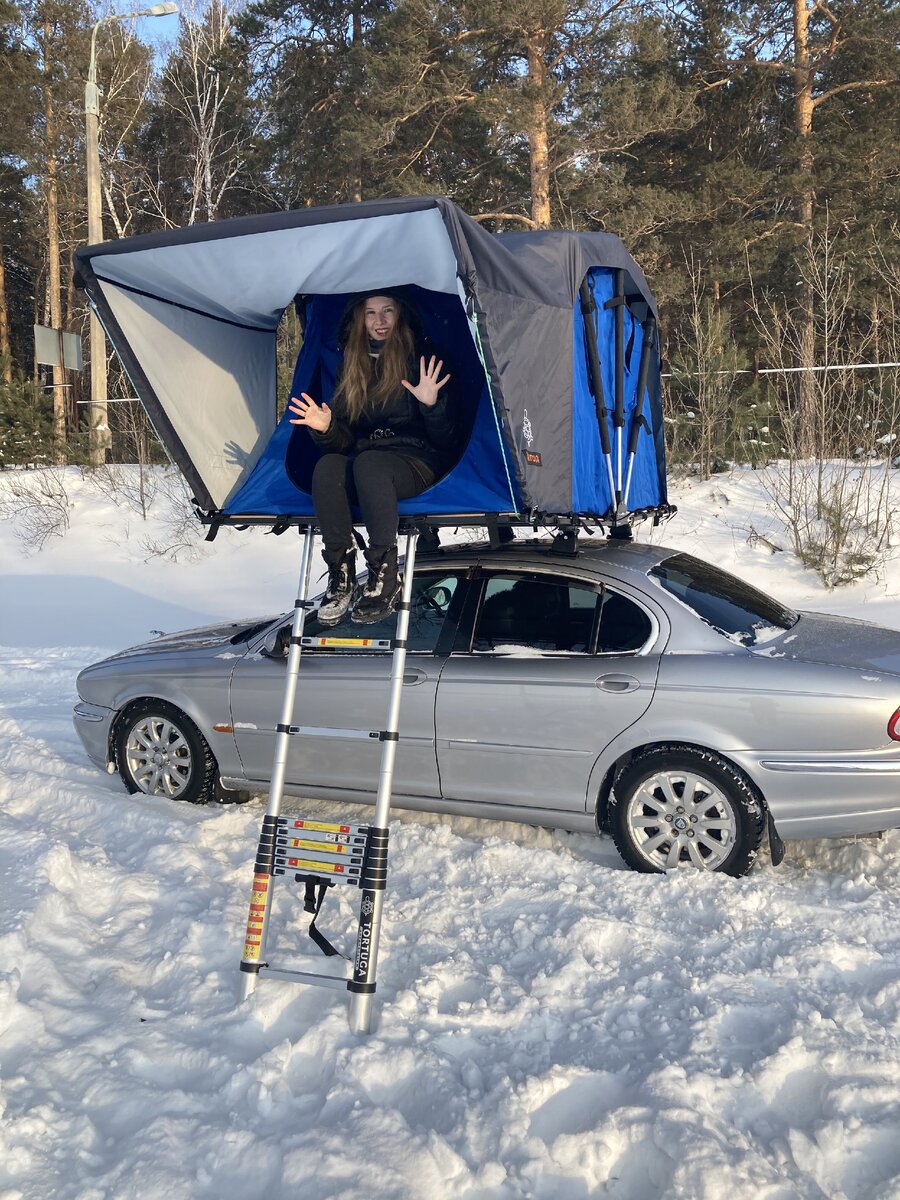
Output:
top-left (302, 877), bottom-right (347, 959)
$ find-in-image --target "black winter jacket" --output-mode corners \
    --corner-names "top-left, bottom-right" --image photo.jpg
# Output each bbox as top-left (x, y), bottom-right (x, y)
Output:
top-left (311, 351), bottom-right (458, 478)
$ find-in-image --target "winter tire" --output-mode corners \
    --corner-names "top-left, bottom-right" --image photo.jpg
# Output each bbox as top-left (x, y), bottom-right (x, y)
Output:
top-left (609, 746), bottom-right (765, 877)
top-left (115, 700), bottom-right (221, 804)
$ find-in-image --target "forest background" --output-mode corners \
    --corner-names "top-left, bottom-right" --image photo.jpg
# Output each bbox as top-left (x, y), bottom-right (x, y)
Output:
top-left (0, 0), bottom-right (898, 583)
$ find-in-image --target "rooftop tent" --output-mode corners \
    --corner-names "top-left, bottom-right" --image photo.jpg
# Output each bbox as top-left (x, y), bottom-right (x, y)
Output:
top-left (74, 196), bottom-right (668, 528)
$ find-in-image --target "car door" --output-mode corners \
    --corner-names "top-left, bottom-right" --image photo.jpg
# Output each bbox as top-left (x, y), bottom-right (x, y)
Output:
top-left (434, 570), bottom-right (663, 811)
top-left (231, 569), bottom-right (466, 798)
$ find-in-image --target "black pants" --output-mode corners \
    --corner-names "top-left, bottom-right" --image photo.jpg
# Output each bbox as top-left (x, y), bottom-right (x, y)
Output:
top-left (312, 450), bottom-right (434, 557)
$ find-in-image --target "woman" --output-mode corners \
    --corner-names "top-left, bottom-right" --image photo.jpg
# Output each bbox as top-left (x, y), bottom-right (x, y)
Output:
top-left (288, 292), bottom-right (455, 625)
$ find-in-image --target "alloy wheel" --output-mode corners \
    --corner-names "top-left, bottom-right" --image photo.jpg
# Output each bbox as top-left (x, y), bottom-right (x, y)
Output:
top-left (625, 769), bottom-right (738, 871)
top-left (123, 714), bottom-right (193, 798)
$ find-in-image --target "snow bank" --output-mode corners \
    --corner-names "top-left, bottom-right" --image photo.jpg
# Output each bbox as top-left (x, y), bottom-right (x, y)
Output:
top-left (2, 467), bottom-right (900, 1199)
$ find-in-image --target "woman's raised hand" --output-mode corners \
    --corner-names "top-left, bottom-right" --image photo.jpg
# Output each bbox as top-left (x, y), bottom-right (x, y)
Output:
top-left (402, 356), bottom-right (451, 408)
top-left (288, 393), bottom-right (332, 432)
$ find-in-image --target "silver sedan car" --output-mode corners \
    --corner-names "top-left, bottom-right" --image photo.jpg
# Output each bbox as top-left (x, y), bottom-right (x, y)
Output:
top-left (73, 539), bottom-right (900, 876)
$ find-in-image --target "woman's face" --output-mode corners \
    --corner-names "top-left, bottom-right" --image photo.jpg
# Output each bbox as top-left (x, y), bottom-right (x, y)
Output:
top-left (363, 296), bottom-right (399, 342)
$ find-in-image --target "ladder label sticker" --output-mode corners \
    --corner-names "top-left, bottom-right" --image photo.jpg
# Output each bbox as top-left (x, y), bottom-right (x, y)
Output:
top-left (301, 636), bottom-right (392, 648)
top-left (286, 820), bottom-right (352, 835)
top-left (241, 872), bottom-right (271, 963)
top-left (281, 838), bottom-right (354, 854)
top-left (285, 857), bottom-right (347, 874)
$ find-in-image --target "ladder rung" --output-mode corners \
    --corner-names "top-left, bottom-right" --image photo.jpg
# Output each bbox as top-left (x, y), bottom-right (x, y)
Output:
top-left (276, 835), bottom-right (366, 855)
top-left (278, 818), bottom-right (370, 839)
top-left (259, 965), bottom-right (349, 990)
top-left (287, 725), bottom-right (381, 741)
top-left (274, 845), bottom-right (365, 867)
top-left (273, 864), bottom-right (363, 885)
top-left (301, 636), bottom-right (393, 649)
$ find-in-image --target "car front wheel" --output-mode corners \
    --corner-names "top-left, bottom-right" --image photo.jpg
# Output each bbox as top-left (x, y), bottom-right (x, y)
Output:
top-left (609, 746), bottom-right (766, 877)
top-left (115, 700), bottom-right (220, 804)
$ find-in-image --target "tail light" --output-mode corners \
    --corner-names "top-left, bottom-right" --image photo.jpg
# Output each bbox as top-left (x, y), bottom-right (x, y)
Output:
top-left (890, 708), bottom-right (900, 741)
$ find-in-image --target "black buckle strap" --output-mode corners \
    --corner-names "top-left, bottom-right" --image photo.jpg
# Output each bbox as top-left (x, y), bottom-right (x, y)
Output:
top-left (301, 877), bottom-right (346, 958)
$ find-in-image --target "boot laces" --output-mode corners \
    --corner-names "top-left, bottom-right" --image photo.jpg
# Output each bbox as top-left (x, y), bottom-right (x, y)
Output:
top-left (326, 560), bottom-right (349, 599)
top-left (363, 562), bottom-right (387, 598)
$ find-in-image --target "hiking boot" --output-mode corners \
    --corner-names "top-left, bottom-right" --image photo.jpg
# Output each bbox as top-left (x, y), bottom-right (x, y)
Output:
top-left (317, 548), bottom-right (357, 626)
top-left (351, 544), bottom-right (401, 624)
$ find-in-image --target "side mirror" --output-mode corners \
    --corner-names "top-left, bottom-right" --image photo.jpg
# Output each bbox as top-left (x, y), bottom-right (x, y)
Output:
top-left (261, 625), bottom-right (290, 659)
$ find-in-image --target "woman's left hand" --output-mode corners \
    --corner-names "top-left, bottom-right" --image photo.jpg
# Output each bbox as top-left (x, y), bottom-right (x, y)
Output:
top-left (402, 356), bottom-right (451, 408)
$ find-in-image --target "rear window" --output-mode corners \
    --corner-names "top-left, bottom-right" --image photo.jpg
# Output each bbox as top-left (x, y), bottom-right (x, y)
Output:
top-left (649, 553), bottom-right (797, 647)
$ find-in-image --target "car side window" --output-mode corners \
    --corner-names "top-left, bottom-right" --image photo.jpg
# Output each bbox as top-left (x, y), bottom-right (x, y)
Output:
top-left (596, 589), bottom-right (653, 654)
top-left (304, 572), bottom-right (462, 653)
top-left (472, 574), bottom-right (601, 654)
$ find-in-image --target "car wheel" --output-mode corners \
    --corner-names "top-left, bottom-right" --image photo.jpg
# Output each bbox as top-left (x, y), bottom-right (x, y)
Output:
top-left (115, 700), bottom-right (219, 804)
top-left (609, 746), bottom-right (765, 877)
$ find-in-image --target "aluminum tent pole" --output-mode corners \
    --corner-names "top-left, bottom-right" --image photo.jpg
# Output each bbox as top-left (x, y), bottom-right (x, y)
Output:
top-left (613, 269), bottom-right (626, 503)
top-left (578, 279), bottom-right (617, 509)
top-left (348, 529), bottom-right (418, 1034)
top-left (623, 317), bottom-right (656, 510)
top-left (239, 524), bottom-right (316, 1001)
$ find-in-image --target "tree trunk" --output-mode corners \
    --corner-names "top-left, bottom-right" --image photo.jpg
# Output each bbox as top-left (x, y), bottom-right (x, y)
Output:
top-left (0, 241), bottom-right (11, 383)
top-left (793, 0), bottom-right (816, 458)
top-left (350, 1), bottom-right (363, 202)
top-left (43, 21), bottom-right (67, 454)
top-left (525, 33), bottom-right (551, 229)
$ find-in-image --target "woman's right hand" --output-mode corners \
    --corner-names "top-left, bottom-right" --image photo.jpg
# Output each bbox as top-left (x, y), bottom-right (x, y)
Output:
top-left (288, 393), bottom-right (332, 433)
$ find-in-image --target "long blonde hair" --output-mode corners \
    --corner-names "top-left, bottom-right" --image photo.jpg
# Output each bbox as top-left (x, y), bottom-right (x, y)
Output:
top-left (334, 297), bottom-right (416, 423)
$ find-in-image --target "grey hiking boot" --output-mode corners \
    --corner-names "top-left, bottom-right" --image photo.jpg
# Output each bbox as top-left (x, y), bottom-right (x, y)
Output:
top-left (317, 548), bottom-right (357, 626)
top-left (351, 544), bottom-right (401, 625)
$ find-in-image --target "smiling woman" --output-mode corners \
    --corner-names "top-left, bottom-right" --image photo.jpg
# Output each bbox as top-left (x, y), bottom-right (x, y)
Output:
top-left (288, 290), bottom-right (460, 626)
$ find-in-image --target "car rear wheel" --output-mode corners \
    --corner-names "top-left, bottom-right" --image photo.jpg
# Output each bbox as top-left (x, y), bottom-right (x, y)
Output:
top-left (116, 700), bottom-right (220, 804)
top-left (609, 747), bottom-right (765, 877)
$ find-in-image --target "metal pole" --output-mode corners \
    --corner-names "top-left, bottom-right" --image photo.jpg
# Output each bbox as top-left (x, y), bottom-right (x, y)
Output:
top-left (613, 269), bottom-right (625, 502)
top-left (239, 526), bottom-right (315, 1001)
top-left (85, 25), bottom-right (109, 468)
top-left (83, 5), bottom-right (177, 468)
top-left (348, 530), bottom-right (418, 1034)
top-left (623, 317), bottom-right (656, 510)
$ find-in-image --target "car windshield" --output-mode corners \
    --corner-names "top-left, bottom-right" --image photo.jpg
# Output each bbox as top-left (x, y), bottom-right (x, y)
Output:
top-left (649, 552), bottom-right (798, 647)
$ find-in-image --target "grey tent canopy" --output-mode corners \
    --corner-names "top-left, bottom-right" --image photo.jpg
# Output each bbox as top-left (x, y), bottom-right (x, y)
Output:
top-left (74, 195), bottom-right (668, 529)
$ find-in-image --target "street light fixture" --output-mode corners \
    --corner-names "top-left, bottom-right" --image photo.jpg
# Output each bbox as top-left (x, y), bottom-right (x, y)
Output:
top-left (85, 1), bottom-right (178, 466)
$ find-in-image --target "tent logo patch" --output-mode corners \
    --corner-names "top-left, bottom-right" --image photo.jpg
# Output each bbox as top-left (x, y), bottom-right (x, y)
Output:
top-left (525, 450), bottom-right (542, 466)
top-left (522, 408), bottom-right (534, 447)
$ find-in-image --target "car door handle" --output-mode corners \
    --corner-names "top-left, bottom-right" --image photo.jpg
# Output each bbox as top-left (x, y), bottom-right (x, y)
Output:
top-left (595, 673), bottom-right (640, 693)
top-left (404, 668), bottom-right (427, 685)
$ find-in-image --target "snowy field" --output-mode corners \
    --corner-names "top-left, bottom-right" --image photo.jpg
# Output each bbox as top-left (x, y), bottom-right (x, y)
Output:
top-left (3, 467), bottom-right (900, 1200)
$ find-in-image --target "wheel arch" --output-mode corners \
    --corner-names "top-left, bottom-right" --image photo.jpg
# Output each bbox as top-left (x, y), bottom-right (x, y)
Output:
top-left (109, 694), bottom-right (211, 774)
top-left (596, 739), bottom-right (771, 832)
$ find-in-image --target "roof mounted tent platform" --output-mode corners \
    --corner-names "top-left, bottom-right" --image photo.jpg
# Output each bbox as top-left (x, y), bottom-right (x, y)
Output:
top-left (74, 195), bottom-right (670, 535)
top-left (74, 198), bottom-right (671, 1032)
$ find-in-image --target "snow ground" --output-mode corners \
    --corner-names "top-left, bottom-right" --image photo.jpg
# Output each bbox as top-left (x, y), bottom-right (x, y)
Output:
top-left (3, 467), bottom-right (900, 1200)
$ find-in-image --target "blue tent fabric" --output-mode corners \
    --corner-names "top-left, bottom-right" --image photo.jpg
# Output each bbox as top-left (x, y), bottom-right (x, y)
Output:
top-left (74, 196), bottom-right (667, 526)
top-left (227, 286), bottom-right (521, 518)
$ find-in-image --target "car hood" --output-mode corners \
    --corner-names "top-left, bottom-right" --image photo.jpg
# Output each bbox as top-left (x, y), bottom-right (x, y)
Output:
top-left (100, 616), bottom-right (279, 661)
top-left (754, 611), bottom-right (900, 675)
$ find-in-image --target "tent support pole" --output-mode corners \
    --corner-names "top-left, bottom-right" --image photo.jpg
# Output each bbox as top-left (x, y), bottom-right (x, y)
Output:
top-left (613, 269), bottom-right (625, 504)
top-left (579, 279), bottom-right (617, 509)
top-left (347, 529), bottom-right (419, 1034)
top-left (238, 525), bottom-right (315, 1001)
top-left (623, 317), bottom-right (656, 509)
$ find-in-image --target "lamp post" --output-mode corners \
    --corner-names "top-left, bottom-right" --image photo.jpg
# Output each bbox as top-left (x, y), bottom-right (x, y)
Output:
top-left (85, 1), bottom-right (177, 467)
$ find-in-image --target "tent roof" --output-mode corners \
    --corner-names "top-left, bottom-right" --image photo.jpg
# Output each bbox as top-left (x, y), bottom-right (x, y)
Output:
top-left (74, 195), bottom-right (658, 328)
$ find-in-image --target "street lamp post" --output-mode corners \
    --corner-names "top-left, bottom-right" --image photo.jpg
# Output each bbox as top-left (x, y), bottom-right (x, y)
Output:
top-left (85, 2), bottom-right (177, 467)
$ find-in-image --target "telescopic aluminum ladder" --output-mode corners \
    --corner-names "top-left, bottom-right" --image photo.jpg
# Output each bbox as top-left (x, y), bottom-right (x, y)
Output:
top-left (237, 524), bottom-right (419, 1034)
